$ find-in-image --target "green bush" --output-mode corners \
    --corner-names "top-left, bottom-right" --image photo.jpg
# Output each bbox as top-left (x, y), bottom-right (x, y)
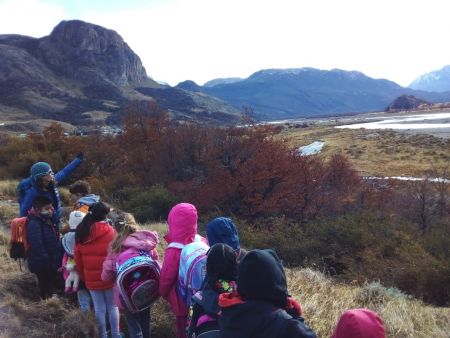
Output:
top-left (238, 212), bottom-right (450, 306)
top-left (114, 185), bottom-right (178, 222)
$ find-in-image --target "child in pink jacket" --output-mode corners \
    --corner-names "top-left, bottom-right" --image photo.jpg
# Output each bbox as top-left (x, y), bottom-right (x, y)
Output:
top-left (102, 212), bottom-right (159, 338)
top-left (159, 203), bottom-right (206, 338)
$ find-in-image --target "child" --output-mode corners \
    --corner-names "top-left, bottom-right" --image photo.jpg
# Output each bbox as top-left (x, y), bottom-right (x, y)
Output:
top-left (63, 180), bottom-right (99, 311)
top-left (331, 309), bottom-right (386, 338)
top-left (61, 211), bottom-right (85, 293)
top-left (26, 195), bottom-right (63, 299)
top-left (206, 217), bottom-right (246, 261)
top-left (74, 202), bottom-right (119, 338)
top-left (62, 180), bottom-right (100, 234)
top-left (159, 203), bottom-right (206, 338)
top-left (188, 243), bottom-right (237, 338)
top-left (102, 212), bottom-right (160, 338)
top-left (69, 180), bottom-right (101, 214)
top-left (219, 249), bottom-right (317, 338)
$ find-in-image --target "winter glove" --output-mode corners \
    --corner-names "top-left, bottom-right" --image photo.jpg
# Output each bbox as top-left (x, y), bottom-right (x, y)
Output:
top-left (76, 152), bottom-right (85, 161)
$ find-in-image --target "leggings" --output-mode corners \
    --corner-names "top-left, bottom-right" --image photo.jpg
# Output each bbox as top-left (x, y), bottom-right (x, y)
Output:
top-left (176, 315), bottom-right (188, 338)
top-left (89, 288), bottom-right (120, 338)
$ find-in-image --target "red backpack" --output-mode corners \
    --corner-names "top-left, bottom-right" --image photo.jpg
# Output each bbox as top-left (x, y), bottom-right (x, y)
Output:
top-left (10, 217), bottom-right (30, 269)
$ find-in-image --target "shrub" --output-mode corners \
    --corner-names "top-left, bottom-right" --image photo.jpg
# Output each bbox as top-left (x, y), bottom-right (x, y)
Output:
top-left (114, 185), bottom-right (178, 222)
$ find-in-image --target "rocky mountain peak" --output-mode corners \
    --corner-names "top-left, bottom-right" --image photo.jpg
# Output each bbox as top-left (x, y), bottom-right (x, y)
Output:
top-left (40, 20), bottom-right (149, 86)
top-left (49, 20), bottom-right (124, 52)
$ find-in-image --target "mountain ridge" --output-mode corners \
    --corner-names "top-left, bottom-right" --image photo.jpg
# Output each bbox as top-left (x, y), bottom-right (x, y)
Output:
top-left (0, 20), bottom-right (241, 130)
top-left (195, 67), bottom-right (450, 120)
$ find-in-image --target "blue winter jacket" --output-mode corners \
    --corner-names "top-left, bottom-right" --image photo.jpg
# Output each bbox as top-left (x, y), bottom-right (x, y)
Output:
top-left (19, 157), bottom-right (82, 228)
top-left (26, 211), bottom-right (63, 274)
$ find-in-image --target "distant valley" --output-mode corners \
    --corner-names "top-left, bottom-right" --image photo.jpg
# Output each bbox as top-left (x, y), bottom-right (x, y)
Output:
top-left (179, 68), bottom-right (450, 121)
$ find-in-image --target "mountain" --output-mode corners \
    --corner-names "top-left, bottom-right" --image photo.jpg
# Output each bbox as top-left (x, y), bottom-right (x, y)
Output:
top-left (198, 68), bottom-right (450, 120)
top-left (385, 95), bottom-right (430, 112)
top-left (203, 77), bottom-right (243, 87)
top-left (409, 65), bottom-right (450, 92)
top-left (175, 80), bottom-right (203, 92)
top-left (0, 20), bottom-right (241, 130)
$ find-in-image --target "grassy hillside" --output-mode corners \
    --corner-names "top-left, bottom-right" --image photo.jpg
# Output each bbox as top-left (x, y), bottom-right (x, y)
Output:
top-left (0, 194), bottom-right (449, 338)
top-left (284, 125), bottom-right (450, 177)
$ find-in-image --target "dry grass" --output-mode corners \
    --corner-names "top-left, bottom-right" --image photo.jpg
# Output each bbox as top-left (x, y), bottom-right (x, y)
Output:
top-left (0, 205), bottom-right (17, 226)
top-left (0, 227), bottom-right (98, 338)
top-left (0, 181), bottom-right (17, 200)
top-left (284, 126), bottom-right (450, 177)
top-left (287, 268), bottom-right (450, 338)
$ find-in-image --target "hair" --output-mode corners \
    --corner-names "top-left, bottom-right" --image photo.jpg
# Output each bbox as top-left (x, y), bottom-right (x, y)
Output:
top-left (33, 195), bottom-right (53, 210)
top-left (207, 243), bottom-right (238, 286)
top-left (69, 180), bottom-right (91, 195)
top-left (109, 212), bottom-right (139, 254)
top-left (75, 202), bottom-right (110, 244)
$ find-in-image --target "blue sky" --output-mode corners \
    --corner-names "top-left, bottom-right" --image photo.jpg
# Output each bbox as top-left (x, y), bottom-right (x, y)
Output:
top-left (1, 0), bottom-right (450, 87)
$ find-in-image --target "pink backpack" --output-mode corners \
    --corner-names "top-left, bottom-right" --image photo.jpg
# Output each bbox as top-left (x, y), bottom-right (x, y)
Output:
top-left (115, 248), bottom-right (160, 312)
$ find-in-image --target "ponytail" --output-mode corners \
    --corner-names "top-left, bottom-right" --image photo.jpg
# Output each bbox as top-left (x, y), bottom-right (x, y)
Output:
top-left (75, 202), bottom-right (110, 244)
top-left (110, 212), bottom-right (138, 254)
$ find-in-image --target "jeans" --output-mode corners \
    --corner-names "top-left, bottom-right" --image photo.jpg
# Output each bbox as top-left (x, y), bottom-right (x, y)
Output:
top-left (77, 288), bottom-right (91, 312)
top-left (89, 288), bottom-right (120, 338)
top-left (125, 307), bottom-right (151, 338)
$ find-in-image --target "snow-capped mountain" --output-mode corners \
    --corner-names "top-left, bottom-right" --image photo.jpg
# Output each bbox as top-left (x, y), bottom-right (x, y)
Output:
top-left (409, 66), bottom-right (450, 92)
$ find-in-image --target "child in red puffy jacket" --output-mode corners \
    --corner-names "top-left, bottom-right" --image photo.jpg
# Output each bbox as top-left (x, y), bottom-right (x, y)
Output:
top-left (74, 202), bottom-right (118, 338)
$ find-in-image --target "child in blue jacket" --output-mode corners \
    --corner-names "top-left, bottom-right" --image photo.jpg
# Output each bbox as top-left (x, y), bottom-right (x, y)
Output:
top-left (26, 195), bottom-right (64, 299)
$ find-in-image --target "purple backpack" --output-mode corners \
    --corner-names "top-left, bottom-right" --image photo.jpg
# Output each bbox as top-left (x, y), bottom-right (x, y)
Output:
top-left (115, 249), bottom-right (160, 312)
top-left (168, 235), bottom-right (209, 307)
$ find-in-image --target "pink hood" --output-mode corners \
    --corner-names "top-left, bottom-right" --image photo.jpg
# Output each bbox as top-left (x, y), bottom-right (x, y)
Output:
top-left (164, 203), bottom-right (198, 244)
top-left (122, 230), bottom-right (159, 252)
top-left (332, 309), bottom-right (386, 338)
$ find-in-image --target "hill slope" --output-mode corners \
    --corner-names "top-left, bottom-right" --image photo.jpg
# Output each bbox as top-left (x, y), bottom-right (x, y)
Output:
top-left (0, 20), bottom-right (241, 129)
top-left (200, 68), bottom-right (450, 120)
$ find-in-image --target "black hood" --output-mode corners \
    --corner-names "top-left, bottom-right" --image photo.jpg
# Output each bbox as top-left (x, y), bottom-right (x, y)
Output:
top-left (237, 249), bottom-right (288, 308)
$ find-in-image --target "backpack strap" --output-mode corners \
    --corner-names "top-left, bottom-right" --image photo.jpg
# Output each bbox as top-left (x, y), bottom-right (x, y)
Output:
top-left (168, 235), bottom-right (203, 249)
top-left (167, 242), bottom-right (185, 249)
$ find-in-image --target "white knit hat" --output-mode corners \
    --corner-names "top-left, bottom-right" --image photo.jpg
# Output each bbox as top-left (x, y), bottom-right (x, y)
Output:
top-left (68, 210), bottom-right (86, 230)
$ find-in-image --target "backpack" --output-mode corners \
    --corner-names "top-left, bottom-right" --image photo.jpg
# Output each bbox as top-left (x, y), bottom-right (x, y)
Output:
top-left (168, 236), bottom-right (209, 307)
top-left (16, 178), bottom-right (32, 206)
top-left (189, 304), bottom-right (221, 338)
top-left (116, 249), bottom-right (160, 313)
top-left (192, 321), bottom-right (220, 338)
top-left (9, 217), bottom-right (30, 270)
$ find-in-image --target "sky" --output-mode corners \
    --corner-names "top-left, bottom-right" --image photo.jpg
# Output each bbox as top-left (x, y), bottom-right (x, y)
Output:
top-left (1, 0), bottom-right (450, 87)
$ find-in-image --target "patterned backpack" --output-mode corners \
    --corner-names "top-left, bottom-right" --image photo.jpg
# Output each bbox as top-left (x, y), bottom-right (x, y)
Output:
top-left (168, 235), bottom-right (209, 307)
top-left (116, 249), bottom-right (160, 313)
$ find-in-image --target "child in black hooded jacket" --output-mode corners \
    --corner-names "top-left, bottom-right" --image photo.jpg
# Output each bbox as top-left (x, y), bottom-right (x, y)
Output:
top-left (218, 249), bottom-right (316, 338)
top-left (187, 243), bottom-right (237, 337)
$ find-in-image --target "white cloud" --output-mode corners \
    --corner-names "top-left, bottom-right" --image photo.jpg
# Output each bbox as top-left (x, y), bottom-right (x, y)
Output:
top-left (1, 0), bottom-right (450, 86)
top-left (0, 0), bottom-right (66, 37)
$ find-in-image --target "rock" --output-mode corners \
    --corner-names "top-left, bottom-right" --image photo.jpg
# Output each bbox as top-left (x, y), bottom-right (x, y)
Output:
top-left (385, 95), bottom-right (431, 112)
